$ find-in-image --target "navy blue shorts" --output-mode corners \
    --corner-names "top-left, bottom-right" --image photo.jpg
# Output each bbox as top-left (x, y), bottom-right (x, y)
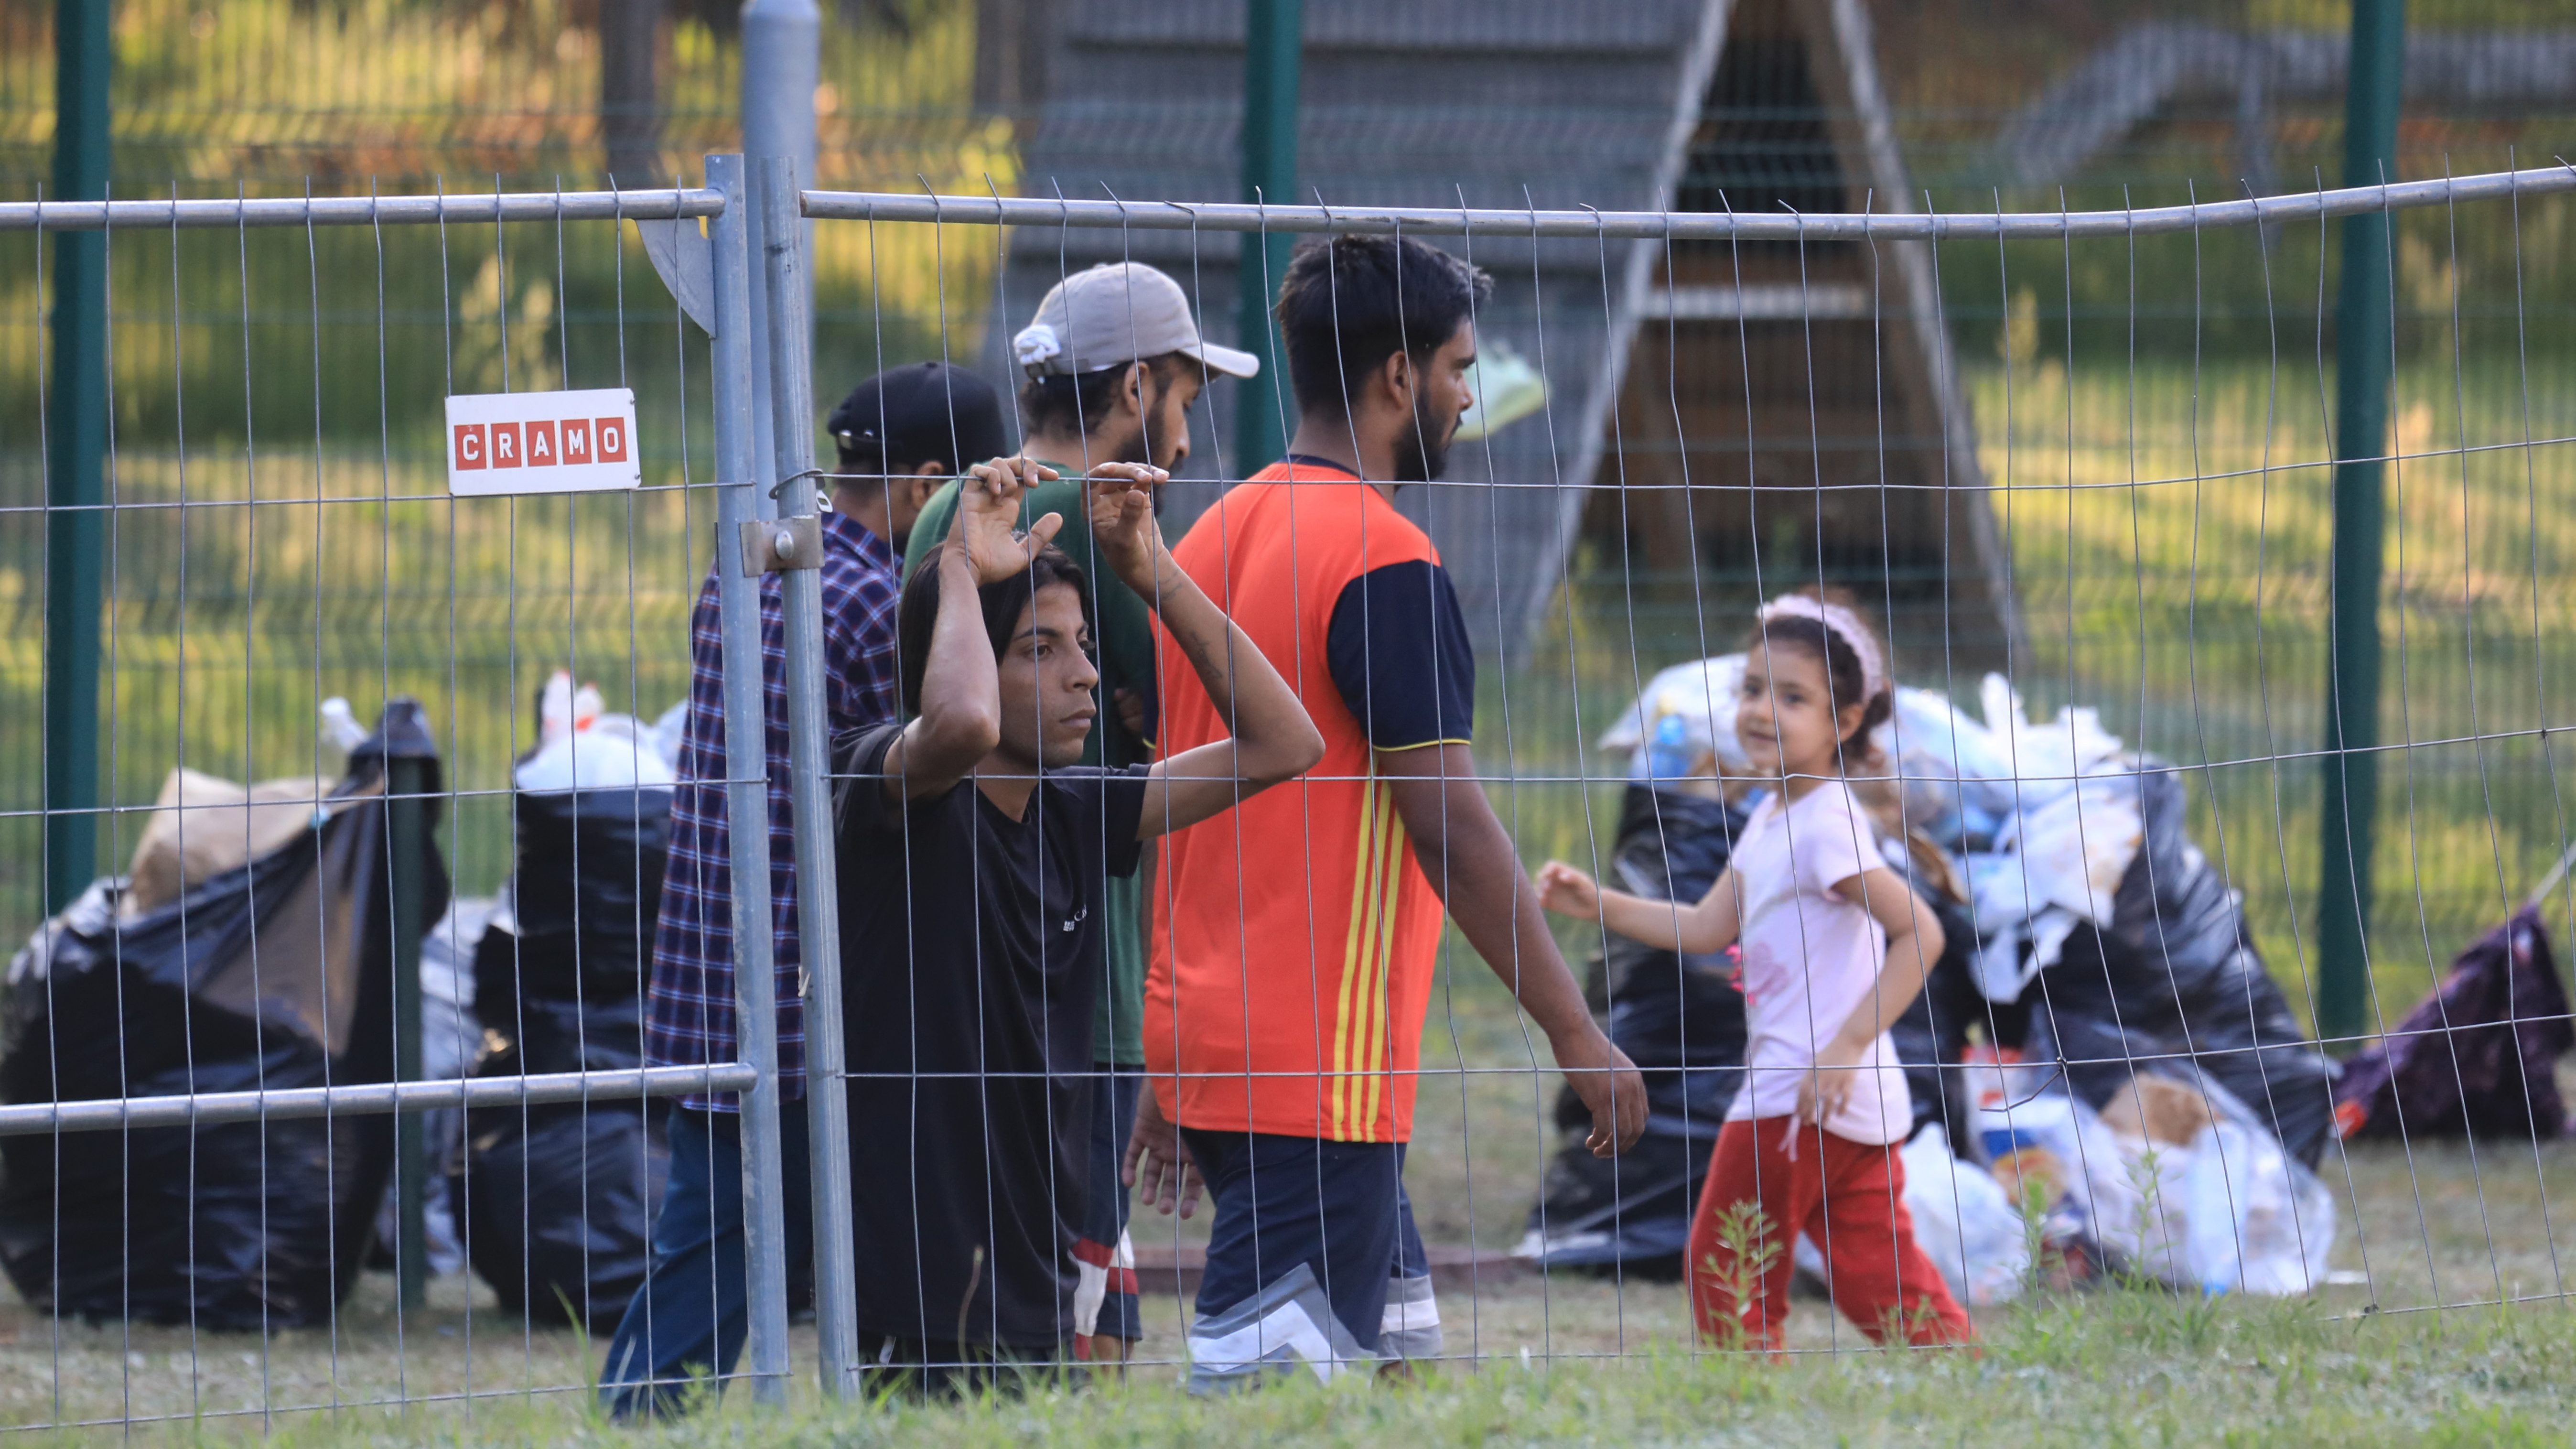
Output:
top-left (1180, 1129), bottom-right (1419, 1355)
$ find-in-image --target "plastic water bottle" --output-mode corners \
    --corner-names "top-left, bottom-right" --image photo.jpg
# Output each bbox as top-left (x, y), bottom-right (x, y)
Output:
top-left (1646, 712), bottom-right (1692, 783)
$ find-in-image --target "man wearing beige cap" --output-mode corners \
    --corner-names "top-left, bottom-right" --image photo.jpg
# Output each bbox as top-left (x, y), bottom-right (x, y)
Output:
top-left (898, 260), bottom-right (1255, 1366)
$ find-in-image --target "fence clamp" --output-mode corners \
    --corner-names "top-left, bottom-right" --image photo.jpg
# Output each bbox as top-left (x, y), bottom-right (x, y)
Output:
top-left (742, 516), bottom-right (823, 574)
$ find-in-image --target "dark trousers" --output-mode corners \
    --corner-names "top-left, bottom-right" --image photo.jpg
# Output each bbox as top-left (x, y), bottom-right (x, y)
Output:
top-left (597, 1104), bottom-right (813, 1419)
top-left (1077, 1064), bottom-right (1144, 1342)
top-left (1181, 1128), bottom-right (1406, 1353)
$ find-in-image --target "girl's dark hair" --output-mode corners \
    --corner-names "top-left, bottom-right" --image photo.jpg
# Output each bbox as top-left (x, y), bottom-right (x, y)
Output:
top-left (1743, 585), bottom-right (1893, 773)
top-left (898, 543), bottom-right (1090, 715)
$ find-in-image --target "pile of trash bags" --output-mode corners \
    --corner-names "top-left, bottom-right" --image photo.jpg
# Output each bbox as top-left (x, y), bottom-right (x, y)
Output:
top-left (1521, 660), bottom-right (2344, 1299)
top-left (453, 682), bottom-right (677, 1329)
top-left (1520, 786), bottom-right (1749, 1273)
top-left (0, 703), bottom-right (446, 1328)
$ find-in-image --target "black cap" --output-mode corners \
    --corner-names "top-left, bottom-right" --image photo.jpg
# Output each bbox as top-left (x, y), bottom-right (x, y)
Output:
top-left (826, 362), bottom-right (1007, 477)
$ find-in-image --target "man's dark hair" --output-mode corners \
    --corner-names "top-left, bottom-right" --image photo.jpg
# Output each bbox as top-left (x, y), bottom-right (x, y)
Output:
top-left (897, 544), bottom-right (1093, 715)
top-left (1018, 351), bottom-right (1194, 437)
top-left (1274, 235), bottom-right (1492, 422)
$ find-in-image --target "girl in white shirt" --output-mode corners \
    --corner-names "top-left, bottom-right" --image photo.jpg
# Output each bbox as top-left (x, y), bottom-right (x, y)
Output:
top-left (1537, 591), bottom-right (1973, 1352)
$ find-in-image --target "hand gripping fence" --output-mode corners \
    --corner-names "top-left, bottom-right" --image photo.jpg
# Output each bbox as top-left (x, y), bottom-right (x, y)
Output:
top-left (3, 151), bottom-right (2576, 1429)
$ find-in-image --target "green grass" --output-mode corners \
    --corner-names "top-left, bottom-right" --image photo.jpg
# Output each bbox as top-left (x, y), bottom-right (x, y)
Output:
top-left (11, 1193), bottom-right (2576, 1446)
top-left (15, 941), bottom-right (2573, 1439)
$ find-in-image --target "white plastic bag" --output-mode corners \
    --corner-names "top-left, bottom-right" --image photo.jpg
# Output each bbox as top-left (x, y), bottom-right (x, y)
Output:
top-left (1900, 1125), bottom-right (2029, 1307)
top-left (651, 700), bottom-right (690, 773)
top-left (1878, 686), bottom-right (2021, 844)
top-left (2171, 1091), bottom-right (2338, 1295)
top-left (1988, 1080), bottom-right (2336, 1295)
top-left (539, 669), bottom-right (605, 745)
top-left (1596, 655), bottom-right (1749, 781)
top-left (514, 713), bottom-right (677, 793)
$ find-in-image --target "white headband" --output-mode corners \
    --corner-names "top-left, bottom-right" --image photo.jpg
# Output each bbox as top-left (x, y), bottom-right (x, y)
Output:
top-left (1759, 594), bottom-right (1887, 701)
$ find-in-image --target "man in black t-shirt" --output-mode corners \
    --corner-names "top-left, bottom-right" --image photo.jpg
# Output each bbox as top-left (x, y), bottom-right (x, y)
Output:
top-left (833, 456), bottom-right (1322, 1392)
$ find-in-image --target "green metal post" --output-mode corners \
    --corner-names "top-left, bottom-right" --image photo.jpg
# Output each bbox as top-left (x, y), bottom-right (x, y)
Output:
top-left (2317, 0), bottom-right (2405, 1048)
top-left (388, 753), bottom-right (431, 1310)
top-left (44, 0), bottom-right (109, 912)
top-left (1235, 0), bottom-right (1302, 473)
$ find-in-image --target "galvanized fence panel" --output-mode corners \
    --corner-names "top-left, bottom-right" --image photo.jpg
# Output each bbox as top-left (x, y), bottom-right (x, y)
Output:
top-left (4, 153), bottom-right (2576, 1431)
top-left (0, 165), bottom-right (800, 1431)
top-left (782, 159), bottom-right (2576, 1386)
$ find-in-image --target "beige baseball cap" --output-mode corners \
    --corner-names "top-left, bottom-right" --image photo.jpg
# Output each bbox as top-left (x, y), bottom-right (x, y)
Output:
top-left (1012, 262), bottom-right (1261, 380)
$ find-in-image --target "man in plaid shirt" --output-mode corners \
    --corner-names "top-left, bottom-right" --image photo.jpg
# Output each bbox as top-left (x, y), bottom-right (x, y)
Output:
top-left (603, 362), bottom-right (1007, 1417)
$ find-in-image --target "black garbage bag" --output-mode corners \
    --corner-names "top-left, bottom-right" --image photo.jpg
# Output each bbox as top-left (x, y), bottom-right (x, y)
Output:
top-left (1523, 787), bottom-right (1749, 1276)
top-left (2334, 907), bottom-right (2573, 1141)
top-left (474, 786), bottom-right (671, 1006)
top-left (457, 995), bottom-right (667, 1329)
top-left (0, 703), bottom-right (446, 1327)
top-left (2021, 762), bottom-right (2340, 1167)
top-left (1887, 897), bottom-right (1990, 1153)
top-left (459, 774), bottom-right (673, 1328)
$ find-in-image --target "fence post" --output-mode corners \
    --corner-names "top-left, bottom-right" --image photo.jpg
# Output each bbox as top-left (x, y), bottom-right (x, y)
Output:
top-left (707, 152), bottom-right (795, 1407)
top-left (739, 0), bottom-right (818, 520)
top-left (758, 154), bottom-right (863, 1404)
top-left (387, 739), bottom-right (433, 1314)
top-left (43, 0), bottom-right (111, 913)
top-left (1235, 0), bottom-right (1302, 472)
top-left (2316, 0), bottom-right (2405, 1048)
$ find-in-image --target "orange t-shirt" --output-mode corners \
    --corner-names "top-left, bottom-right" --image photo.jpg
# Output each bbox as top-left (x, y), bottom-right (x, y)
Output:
top-left (1145, 458), bottom-right (1477, 1144)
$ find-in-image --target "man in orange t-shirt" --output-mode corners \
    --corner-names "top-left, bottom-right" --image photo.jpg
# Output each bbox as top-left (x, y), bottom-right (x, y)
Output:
top-left (1130, 235), bottom-right (1646, 1386)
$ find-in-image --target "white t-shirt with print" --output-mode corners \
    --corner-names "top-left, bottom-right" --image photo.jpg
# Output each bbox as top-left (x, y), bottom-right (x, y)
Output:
top-left (1720, 780), bottom-right (1913, 1146)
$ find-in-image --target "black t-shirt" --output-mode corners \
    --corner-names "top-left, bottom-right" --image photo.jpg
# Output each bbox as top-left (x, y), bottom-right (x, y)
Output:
top-left (1326, 557), bottom-right (1477, 749)
top-left (831, 722), bottom-right (1147, 1351)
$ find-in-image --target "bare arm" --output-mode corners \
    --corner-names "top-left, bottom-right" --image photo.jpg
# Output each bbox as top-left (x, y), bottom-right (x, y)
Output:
top-left (1379, 743), bottom-right (1648, 1157)
top-left (1828, 865), bottom-right (1946, 1047)
top-left (1797, 864), bottom-right (1947, 1128)
top-left (1536, 861), bottom-right (1743, 957)
top-left (877, 457), bottom-right (1063, 803)
top-left (1087, 469), bottom-right (1325, 837)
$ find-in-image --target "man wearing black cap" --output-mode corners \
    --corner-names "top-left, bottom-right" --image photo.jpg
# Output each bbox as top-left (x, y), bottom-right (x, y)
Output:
top-left (604, 361), bottom-right (1005, 1418)
top-left (826, 360), bottom-right (1009, 553)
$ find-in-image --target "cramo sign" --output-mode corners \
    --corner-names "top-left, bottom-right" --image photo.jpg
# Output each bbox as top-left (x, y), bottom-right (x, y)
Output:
top-left (445, 388), bottom-right (641, 496)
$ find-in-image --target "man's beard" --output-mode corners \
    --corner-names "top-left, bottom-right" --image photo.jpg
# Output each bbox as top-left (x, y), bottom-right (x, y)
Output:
top-left (1120, 377), bottom-right (1170, 466)
top-left (1391, 391), bottom-right (1458, 484)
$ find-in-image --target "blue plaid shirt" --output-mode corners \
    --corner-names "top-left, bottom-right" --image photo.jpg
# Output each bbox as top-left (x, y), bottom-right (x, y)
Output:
top-left (646, 509), bottom-right (901, 1110)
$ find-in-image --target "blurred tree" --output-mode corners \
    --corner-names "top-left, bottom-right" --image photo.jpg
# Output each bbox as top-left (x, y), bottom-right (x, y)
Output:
top-left (971, 0), bottom-right (1042, 132)
top-left (599, 0), bottom-right (664, 187)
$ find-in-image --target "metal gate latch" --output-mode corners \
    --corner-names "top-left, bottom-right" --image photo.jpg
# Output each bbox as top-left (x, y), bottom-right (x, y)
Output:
top-left (741, 515), bottom-right (823, 574)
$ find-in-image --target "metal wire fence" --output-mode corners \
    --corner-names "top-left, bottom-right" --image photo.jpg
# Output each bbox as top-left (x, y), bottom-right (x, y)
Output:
top-left (0, 167), bottom-right (806, 1428)
top-left (3, 147), bottom-right (2576, 1430)
top-left (785, 160), bottom-right (2576, 1389)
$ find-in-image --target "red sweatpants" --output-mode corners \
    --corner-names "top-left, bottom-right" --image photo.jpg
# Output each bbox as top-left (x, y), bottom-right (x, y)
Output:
top-left (1684, 1117), bottom-right (1975, 1352)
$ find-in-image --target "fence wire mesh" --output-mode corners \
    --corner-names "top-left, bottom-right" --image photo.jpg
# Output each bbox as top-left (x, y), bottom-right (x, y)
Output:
top-left (0, 177), bottom-right (800, 1431)
top-left (1, 125), bottom-right (2575, 1449)
top-left (772, 161), bottom-right (2576, 1395)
